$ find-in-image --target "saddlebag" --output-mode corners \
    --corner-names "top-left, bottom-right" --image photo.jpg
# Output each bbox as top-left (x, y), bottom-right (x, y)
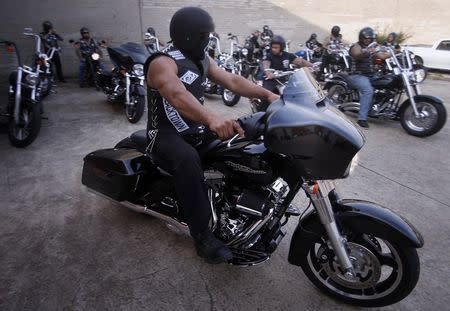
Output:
top-left (82, 148), bottom-right (147, 201)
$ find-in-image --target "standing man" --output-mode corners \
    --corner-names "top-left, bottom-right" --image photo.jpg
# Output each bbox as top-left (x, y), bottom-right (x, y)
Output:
top-left (40, 21), bottom-right (66, 82)
top-left (144, 7), bottom-right (279, 264)
top-left (348, 27), bottom-right (390, 128)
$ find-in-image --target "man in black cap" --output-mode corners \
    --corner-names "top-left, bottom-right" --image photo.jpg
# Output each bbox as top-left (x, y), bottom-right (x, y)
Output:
top-left (144, 7), bottom-right (279, 264)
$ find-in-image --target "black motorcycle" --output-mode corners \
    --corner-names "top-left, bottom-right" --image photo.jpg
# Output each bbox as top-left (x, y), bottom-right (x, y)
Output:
top-left (1, 28), bottom-right (55, 147)
top-left (82, 69), bottom-right (423, 307)
top-left (97, 42), bottom-right (148, 123)
top-left (326, 46), bottom-right (446, 137)
top-left (205, 34), bottom-right (242, 107)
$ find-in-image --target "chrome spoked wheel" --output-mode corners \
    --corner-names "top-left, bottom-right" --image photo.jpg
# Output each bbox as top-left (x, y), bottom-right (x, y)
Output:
top-left (400, 99), bottom-right (446, 137)
top-left (327, 85), bottom-right (347, 105)
top-left (8, 101), bottom-right (42, 148)
top-left (404, 102), bottom-right (438, 132)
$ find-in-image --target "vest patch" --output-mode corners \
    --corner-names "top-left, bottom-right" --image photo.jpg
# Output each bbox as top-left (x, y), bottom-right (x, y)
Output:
top-left (168, 50), bottom-right (185, 60)
top-left (180, 70), bottom-right (199, 85)
top-left (163, 99), bottom-right (189, 132)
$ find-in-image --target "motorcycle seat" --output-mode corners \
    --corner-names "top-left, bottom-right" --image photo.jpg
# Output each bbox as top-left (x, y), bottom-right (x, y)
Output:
top-left (129, 129), bottom-right (222, 159)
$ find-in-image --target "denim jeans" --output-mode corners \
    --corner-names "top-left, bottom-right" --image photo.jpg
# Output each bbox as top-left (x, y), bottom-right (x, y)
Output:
top-left (78, 59), bottom-right (106, 86)
top-left (346, 74), bottom-right (375, 121)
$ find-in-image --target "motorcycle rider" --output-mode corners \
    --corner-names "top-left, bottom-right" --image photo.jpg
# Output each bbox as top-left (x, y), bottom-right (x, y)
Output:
top-left (348, 27), bottom-right (390, 128)
top-left (262, 35), bottom-right (313, 93)
top-left (383, 32), bottom-right (401, 53)
top-left (144, 7), bottom-right (279, 264)
top-left (247, 30), bottom-right (262, 59)
top-left (75, 27), bottom-right (103, 88)
top-left (305, 33), bottom-right (323, 59)
top-left (319, 26), bottom-right (345, 80)
top-left (261, 25), bottom-right (274, 39)
top-left (40, 21), bottom-right (66, 82)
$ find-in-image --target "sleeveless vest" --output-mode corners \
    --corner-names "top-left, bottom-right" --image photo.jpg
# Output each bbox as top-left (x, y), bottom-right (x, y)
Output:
top-left (145, 45), bottom-right (209, 136)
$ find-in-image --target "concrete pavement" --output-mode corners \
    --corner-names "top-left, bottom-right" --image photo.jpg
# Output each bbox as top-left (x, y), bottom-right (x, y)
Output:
top-left (0, 78), bottom-right (449, 310)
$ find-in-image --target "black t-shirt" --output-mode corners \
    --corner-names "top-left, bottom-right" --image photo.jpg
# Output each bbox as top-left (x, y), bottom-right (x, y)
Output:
top-left (264, 51), bottom-right (297, 71)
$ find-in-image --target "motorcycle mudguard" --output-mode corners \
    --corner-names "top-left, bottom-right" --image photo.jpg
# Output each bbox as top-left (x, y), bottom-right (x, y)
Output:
top-left (288, 198), bottom-right (424, 266)
top-left (399, 95), bottom-right (444, 113)
top-left (131, 84), bottom-right (147, 96)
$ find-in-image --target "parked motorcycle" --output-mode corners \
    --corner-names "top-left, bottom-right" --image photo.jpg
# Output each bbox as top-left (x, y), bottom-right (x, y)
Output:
top-left (97, 42), bottom-right (148, 123)
top-left (82, 69), bottom-right (423, 307)
top-left (1, 28), bottom-right (55, 147)
top-left (204, 34), bottom-right (242, 107)
top-left (326, 46), bottom-right (446, 137)
top-left (322, 43), bottom-right (351, 78)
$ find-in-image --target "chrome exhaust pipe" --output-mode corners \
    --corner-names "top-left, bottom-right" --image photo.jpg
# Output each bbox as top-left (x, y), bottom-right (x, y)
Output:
top-left (85, 188), bottom-right (190, 236)
top-left (121, 201), bottom-right (190, 236)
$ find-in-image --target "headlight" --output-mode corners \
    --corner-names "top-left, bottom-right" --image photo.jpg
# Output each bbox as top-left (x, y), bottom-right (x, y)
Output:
top-left (91, 53), bottom-right (100, 61)
top-left (132, 64), bottom-right (144, 77)
top-left (24, 74), bottom-right (38, 86)
top-left (241, 48), bottom-right (248, 56)
top-left (410, 53), bottom-right (416, 59)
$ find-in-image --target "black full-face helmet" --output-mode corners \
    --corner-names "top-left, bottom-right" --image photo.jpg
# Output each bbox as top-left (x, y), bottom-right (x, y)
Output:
top-left (80, 27), bottom-right (90, 37)
top-left (359, 27), bottom-right (377, 46)
top-left (331, 25), bottom-right (341, 36)
top-left (169, 7), bottom-right (215, 60)
top-left (147, 27), bottom-right (156, 36)
top-left (271, 35), bottom-right (286, 51)
top-left (42, 21), bottom-right (53, 33)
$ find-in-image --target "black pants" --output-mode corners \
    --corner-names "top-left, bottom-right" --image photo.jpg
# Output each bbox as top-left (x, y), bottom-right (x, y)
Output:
top-left (51, 52), bottom-right (65, 82)
top-left (151, 129), bottom-right (212, 237)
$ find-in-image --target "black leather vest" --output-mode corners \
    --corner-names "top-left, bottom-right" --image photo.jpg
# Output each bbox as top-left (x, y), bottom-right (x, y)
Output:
top-left (350, 42), bottom-right (374, 75)
top-left (145, 46), bottom-right (209, 134)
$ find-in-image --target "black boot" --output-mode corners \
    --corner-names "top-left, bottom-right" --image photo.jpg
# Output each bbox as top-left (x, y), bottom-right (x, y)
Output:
top-left (193, 230), bottom-right (233, 264)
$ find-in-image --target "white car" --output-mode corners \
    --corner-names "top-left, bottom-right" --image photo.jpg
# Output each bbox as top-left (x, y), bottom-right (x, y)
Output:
top-left (407, 39), bottom-right (450, 70)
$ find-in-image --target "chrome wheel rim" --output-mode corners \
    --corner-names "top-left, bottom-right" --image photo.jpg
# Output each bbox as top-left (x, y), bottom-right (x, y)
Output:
top-left (307, 237), bottom-right (403, 300)
top-left (404, 102), bottom-right (438, 132)
top-left (12, 108), bottom-right (32, 141)
top-left (223, 89), bottom-right (235, 102)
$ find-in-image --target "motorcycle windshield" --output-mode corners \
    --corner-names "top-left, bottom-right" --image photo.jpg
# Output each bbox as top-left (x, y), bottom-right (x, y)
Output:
top-left (264, 69), bottom-right (365, 180)
top-left (282, 69), bottom-right (326, 105)
top-left (107, 42), bottom-right (150, 69)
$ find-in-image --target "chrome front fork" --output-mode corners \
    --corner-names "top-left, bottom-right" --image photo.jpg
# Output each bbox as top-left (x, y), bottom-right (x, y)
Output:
top-left (304, 181), bottom-right (355, 277)
top-left (402, 72), bottom-right (420, 116)
top-left (125, 73), bottom-right (130, 105)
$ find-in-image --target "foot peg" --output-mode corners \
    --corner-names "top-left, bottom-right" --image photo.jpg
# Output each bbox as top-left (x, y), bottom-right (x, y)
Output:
top-left (285, 204), bottom-right (301, 216)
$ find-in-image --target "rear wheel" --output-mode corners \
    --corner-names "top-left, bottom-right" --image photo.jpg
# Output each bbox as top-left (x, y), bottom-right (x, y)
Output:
top-left (125, 94), bottom-right (145, 123)
top-left (8, 101), bottom-right (42, 148)
top-left (400, 99), bottom-right (447, 137)
top-left (327, 84), bottom-right (348, 111)
top-left (299, 230), bottom-right (420, 307)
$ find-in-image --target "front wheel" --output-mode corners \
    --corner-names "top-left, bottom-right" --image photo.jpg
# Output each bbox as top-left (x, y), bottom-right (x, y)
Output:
top-left (399, 99), bottom-right (447, 137)
top-left (8, 101), bottom-right (42, 148)
top-left (222, 89), bottom-right (241, 107)
top-left (125, 95), bottom-right (145, 123)
top-left (299, 230), bottom-right (420, 307)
